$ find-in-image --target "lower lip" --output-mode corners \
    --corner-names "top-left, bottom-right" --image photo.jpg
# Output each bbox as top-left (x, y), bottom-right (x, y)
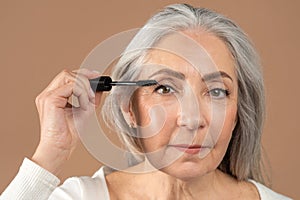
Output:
top-left (172, 146), bottom-right (203, 154)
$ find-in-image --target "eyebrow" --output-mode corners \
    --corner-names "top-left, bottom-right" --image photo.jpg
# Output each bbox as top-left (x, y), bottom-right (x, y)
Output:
top-left (148, 68), bottom-right (233, 82)
top-left (202, 71), bottom-right (233, 82)
top-left (149, 68), bottom-right (185, 80)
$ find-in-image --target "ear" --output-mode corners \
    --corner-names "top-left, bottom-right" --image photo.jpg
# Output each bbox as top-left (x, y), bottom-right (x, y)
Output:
top-left (121, 100), bottom-right (137, 128)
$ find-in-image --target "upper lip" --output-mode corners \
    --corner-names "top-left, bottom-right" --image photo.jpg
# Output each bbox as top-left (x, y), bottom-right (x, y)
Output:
top-left (168, 144), bottom-right (209, 149)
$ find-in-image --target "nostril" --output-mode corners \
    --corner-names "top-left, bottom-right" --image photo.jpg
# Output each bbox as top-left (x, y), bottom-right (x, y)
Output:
top-left (177, 115), bottom-right (205, 130)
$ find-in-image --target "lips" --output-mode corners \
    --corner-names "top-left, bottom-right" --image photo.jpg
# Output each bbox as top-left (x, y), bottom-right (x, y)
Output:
top-left (169, 144), bottom-right (210, 154)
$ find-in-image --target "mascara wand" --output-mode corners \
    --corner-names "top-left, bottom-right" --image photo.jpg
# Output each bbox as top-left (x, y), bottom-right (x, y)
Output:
top-left (89, 76), bottom-right (158, 92)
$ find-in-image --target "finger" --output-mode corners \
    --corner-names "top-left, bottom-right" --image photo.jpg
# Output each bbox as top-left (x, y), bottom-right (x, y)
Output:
top-left (44, 69), bottom-right (77, 93)
top-left (72, 68), bottom-right (102, 96)
top-left (43, 70), bottom-right (94, 107)
top-left (71, 82), bottom-right (91, 111)
top-left (49, 82), bottom-right (90, 111)
top-left (42, 82), bottom-right (74, 109)
top-left (72, 68), bottom-right (101, 79)
top-left (72, 73), bottom-right (95, 101)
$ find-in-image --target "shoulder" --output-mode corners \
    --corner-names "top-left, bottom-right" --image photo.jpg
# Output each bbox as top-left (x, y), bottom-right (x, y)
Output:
top-left (49, 167), bottom-right (110, 199)
top-left (248, 180), bottom-right (293, 200)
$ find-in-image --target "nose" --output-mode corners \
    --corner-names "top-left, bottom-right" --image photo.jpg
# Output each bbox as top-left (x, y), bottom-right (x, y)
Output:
top-left (176, 90), bottom-right (206, 130)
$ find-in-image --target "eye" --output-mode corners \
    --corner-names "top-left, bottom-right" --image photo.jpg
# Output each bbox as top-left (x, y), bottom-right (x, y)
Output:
top-left (208, 88), bottom-right (229, 99)
top-left (154, 85), bottom-right (175, 94)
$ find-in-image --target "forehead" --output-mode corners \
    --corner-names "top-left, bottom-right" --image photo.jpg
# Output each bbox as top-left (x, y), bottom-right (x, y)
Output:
top-left (141, 31), bottom-right (236, 80)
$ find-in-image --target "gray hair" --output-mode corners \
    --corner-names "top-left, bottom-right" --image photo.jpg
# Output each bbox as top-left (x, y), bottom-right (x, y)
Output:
top-left (102, 3), bottom-right (266, 184)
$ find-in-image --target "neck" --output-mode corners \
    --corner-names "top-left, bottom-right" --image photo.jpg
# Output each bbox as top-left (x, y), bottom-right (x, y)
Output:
top-left (135, 160), bottom-right (236, 199)
top-left (156, 169), bottom-right (219, 199)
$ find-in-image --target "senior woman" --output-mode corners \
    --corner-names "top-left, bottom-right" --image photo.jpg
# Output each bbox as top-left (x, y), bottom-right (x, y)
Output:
top-left (0, 3), bottom-right (291, 200)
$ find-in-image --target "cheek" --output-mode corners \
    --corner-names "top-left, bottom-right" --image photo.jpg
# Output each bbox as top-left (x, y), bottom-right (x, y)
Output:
top-left (134, 102), bottom-right (151, 126)
top-left (212, 103), bottom-right (237, 147)
top-left (136, 102), bottom-right (179, 153)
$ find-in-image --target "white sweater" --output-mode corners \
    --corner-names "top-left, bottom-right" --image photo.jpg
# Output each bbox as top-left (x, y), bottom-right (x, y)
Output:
top-left (0, 158), bottom-right (292, 200)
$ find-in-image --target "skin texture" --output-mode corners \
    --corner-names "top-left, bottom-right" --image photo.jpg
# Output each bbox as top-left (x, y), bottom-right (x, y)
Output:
top-left (106, 31), bottom-right (260, 199)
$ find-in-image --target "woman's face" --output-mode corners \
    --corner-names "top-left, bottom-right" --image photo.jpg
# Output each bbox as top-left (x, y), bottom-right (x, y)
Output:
top-left (128, 31), bottom-right (238, 180)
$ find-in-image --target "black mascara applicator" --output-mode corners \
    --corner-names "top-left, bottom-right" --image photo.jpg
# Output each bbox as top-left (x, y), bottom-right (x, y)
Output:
top-left (89, 76), bottom-right (158, 92)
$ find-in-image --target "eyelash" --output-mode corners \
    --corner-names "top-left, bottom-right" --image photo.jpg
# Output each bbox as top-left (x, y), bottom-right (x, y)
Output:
top-left (154, 85), bottom-right (230, 99)
top-left (154, 84), bottom-right (176, 94)
top-left (207, 88), bottom-right (230, 99)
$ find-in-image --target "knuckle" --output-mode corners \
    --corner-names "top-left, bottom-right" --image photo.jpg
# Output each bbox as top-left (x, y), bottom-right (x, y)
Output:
top-left (35, 95), bottom-right (40, 105)
top-left (62, 69), bottom-right (69, 73)
top-left (35, 93), bottom-right (45, 105)
top-left (41, 91), bottom-right (55, 104)
top-left (60, 70), bottom-right (74, 84)
top-left (60, 69), bottom-right (71, 78)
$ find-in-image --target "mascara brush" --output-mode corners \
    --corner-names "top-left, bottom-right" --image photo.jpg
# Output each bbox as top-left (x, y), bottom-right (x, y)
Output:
top-left (89, 76), bottom-right (158, 92)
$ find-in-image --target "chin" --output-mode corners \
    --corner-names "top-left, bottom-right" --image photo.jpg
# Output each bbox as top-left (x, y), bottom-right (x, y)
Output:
top-left (161, 157), bottom-right (213, 181)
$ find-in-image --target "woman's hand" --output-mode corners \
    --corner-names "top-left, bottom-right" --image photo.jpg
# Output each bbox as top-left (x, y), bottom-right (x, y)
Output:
top-left (32, 69), bottom-right (102, 177)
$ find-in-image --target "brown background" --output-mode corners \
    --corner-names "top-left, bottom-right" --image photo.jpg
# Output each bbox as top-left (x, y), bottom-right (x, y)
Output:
top-left (0, 0), bottom-right (299, 198)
